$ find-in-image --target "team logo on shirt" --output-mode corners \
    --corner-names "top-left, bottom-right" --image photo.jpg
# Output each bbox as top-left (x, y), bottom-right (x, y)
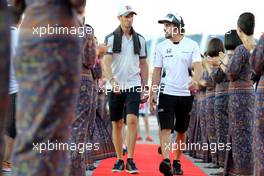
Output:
top-left (166, 48), bottom-right (172, 54)
top-left (165, 48), bottom-right (173, 58)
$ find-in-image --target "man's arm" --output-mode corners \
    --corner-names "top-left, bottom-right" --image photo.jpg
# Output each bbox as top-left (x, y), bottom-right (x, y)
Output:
top-left (102, 54), bottom-right (113, 81)
top-left (151, 67), bottom-right (162, 90)
top-left (102, 54), bottom-right (121, 94)
top-left (149, 44), bottom-right (162, 111)
top-left (149, 67), bottom-right (162, 112)
top-left (190, 42), bottom-right (203, 90)
top-left (139, 58), bottom-right (149, 103)
top-left (139, 58), bottom-right (149, 87)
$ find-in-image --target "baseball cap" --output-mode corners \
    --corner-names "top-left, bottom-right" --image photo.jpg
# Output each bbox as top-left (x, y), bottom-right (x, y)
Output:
top-left (158, 13), bottom-right (185, 26)
top-left (118, 4), bottom-right (137, 16)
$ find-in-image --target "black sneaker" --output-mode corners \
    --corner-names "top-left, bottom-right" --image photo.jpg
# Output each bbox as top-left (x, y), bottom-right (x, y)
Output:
top-left (112, 159), bottom-right (124, 172)
top-left (173, 160), bottom-right (183, 175)
top-left (159, 159), bottom-right (172, 176)
top-left (126, 158), bottom-right (139, 174)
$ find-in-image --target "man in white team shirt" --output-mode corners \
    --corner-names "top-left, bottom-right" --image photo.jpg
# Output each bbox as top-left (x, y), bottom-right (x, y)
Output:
top-left (103, 4), bottom-right (148, 174)
top-left (150, 13), bottom-right (202, 176)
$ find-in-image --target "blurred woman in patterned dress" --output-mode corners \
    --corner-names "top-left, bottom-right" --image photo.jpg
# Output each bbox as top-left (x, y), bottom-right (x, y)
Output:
top-left (12, 0), bottom-right (86, 175)
top-left (70, 22), bottom-right (95, 176)
top-left (90, 40), bottom-right (116, 163)
top-left (84, 35), bottom-right (116, 170)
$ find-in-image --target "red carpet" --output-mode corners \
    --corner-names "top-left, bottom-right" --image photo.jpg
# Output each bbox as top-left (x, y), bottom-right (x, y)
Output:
top-left (93, 144), bottom-right (207, 176)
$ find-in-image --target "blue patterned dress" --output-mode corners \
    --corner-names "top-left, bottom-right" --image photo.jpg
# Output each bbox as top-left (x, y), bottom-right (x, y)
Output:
top-left (85, 60), bottom-right (116, 167)
top-left (90, 66), bottom-right (116, 161)
top-left (192, 91), bottom-right (201, 158)
top-left (249, 34), bottom-right (264, 176)
top-left (211, 65), bottom-right (230, 167)
top-left (12, 1), bottom-right (85, 175)
top-left (188, 95), bottom-right (197, 156)
top-left (85, 78), bottom-right (97, 169)
top-left (204, 70), bottom-right (217, 164)
top-left (197, 71), bottom-right (211, 162)
top-left (70, 27), bottom-right (95, 176)
top-left (225, 45), bottom-right (255, 176)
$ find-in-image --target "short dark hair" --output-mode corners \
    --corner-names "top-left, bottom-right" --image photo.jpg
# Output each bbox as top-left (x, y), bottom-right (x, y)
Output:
top-left (224, 30), bottom-right (242, 50)
top-left (207, 38), bottom-right (224, 57)
top-left (237, 12), bottom-right (255, 35)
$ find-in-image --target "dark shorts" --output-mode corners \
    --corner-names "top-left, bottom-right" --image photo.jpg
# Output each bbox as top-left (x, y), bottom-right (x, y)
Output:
top-left (109, 87), bottom-right (141, 121)
top-left (158, 93), bottom-right (193, 133)
top-left (4, 93), bottom-right (17, 138)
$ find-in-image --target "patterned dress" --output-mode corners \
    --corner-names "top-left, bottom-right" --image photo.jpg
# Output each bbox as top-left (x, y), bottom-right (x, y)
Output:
top-left (192, 92), bottom-right (201, 158)
top-left (193, 71), bottom-right (208, 161)
top-left (187, 95), bottom-right (197, 156)
top-left (211, 66), bottom-right (230, 167)
top-left (91, 79), bottom-right (116, 161)
top-left (12, 1), bottom-right (85, 176)
top-left (199, 89), bottom-right (210, 162)
top-left (0, 0), bottom-right (10, 167)
top-left (197, 88), bottom-right (209, 161)
top-left (85, 60), bottom-right (116, 167)
top-left (225, 45), bottom-right (255, 176)
top-left (70, 28), bottom-right (96, 176)
top-left (204, 70), bottom-right (217, 164)
top-left (85, 79), bottom-right (97, 169)
top-left (249, 34), bottom-right (264, 176)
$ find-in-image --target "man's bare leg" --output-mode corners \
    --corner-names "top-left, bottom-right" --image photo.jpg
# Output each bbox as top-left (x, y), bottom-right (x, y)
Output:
top-left (173, 132), bottom-right (186, 160)
top-left (160, 129), bottom-right (172, 159)
top-left (112, 119), bottom-right (124, 160)
top-left (126, 114), bottom-right (138, 158)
